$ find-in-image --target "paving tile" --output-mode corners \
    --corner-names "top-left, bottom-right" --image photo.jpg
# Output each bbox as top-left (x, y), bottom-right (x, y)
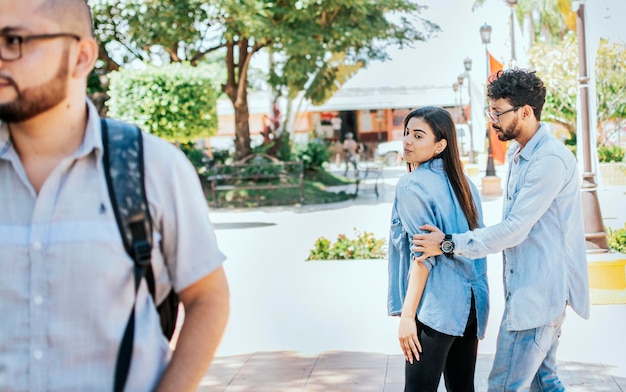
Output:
top-left (201, 353), bottom-right (252, 389)
top-left (382, 382), bottom-right (404, 392)
top-left (307, 366), bottom-right (387, 386)
top-left (304, 382), bottom-right (384, 391)
top-left (245, 351), bottom-right (319, 368)
top-left (314, 351), bottom-right (388, 369)
top-left (228, 364), bottom-right (312, 386)
top-left (384, 365), bottom-right (404, 384)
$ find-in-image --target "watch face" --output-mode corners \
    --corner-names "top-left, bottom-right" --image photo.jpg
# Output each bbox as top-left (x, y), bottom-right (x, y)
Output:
top-left (441, 240), bottom-right (454, 253)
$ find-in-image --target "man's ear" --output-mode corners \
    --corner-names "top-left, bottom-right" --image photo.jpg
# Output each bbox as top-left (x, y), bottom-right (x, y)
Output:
top-left (72, 38), bottom-right (99, 79)
top-left (522, 104), bottom-right (534, 120)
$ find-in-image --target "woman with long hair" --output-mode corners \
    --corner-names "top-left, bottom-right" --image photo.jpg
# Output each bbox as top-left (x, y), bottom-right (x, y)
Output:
top-left (387, 106), bottom-right (489, 391)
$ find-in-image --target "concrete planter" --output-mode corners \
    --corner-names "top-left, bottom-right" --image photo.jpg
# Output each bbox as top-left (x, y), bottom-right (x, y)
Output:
top-left (599, 162), bottom-right (626, 185)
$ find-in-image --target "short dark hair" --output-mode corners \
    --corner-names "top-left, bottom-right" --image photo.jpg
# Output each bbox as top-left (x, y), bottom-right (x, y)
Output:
top-left (38, 0), bottom-right (94, 38)
top-left (487, 68), bottom-right (546, 121)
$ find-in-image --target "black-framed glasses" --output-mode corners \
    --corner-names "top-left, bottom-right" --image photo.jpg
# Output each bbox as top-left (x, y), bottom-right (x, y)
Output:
top-left (485, 105), bottom-right (522, 123)
top-left (0, 33), bottom-right (80, 61)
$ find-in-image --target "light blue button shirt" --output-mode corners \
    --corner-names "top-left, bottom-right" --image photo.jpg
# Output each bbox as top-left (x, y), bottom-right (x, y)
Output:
top-left (453, 124), bottom-right (590, 331)
top-left (388, 159), bottom-right (489, 339)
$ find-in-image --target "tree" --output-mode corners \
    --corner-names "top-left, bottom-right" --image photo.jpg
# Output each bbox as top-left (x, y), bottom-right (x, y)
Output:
top-left (472, 0), bottom-right (575, 45)
top-left (90, 0), bottom-right (436, 160)
top-left (595, 39), bottom-right (626, 127)
top-left (528, 32), bottom-right (578, 135)
top-left (529, 33), bottom-right (626, 140)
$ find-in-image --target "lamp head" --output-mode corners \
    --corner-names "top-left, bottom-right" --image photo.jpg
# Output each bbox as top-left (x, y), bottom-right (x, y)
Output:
top-left (480, 23), bottom-right (492, 45)
top-left (464, 57), bottom-right (472, 71)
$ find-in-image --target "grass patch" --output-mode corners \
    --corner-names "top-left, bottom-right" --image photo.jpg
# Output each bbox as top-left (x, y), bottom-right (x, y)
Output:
top-left (206, 169), bottom-right (357, 208)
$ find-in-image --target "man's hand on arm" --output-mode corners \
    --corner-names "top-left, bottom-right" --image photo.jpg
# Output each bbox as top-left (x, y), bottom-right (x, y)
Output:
top-left (156, 266), bottom-right (230, 392)
top-left (412, 224), bottom-right (445, 263)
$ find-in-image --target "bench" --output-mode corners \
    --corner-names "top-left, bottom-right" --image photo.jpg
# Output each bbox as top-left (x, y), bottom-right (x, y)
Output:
top-left (206, 154), bottom-right (304, 208)
top-left (354, 163), bottom-right (383, 199)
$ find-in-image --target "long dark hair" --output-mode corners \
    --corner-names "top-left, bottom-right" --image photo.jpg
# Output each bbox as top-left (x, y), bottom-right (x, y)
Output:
top-left (402, 106), bottom-right (479, 230)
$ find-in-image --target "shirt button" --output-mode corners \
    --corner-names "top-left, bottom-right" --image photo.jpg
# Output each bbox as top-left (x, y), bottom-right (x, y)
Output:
top-left (510, 269), bottom-right (514, 274)
top-left (32, 241), bottom-right (42, 251)
top-left (33, 296), bottom-right (43, 305)
top-left (33, 350), bottom-right (43, 360)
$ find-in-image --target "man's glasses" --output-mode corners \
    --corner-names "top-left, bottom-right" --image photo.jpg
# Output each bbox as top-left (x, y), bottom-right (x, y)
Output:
top-left (485, 106), bottom-right (522, 123)
top-left (0, 33), bottom-right (80, 61)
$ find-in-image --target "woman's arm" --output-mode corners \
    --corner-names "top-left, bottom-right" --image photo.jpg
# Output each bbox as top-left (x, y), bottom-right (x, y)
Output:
top-left (398, 260), bottom-right (429, 364)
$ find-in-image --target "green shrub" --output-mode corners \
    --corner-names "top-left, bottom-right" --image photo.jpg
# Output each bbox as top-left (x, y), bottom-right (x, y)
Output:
top-left (295, 138), bottom-right (331, 170)
top-left (306, 228), bottom-right (387, 260)
top-left (106, 63), bottom-right (219, 143)
top-left (607, 224), bottom-right (626, 253)
top-left (597, 145), bottom-right (625, 163)
top-left (178, 142), bottom-right (210, 173)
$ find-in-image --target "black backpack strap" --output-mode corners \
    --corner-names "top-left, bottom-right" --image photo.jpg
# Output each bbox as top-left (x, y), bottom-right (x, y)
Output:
top-left (101, 118), bottom-right (152, 392)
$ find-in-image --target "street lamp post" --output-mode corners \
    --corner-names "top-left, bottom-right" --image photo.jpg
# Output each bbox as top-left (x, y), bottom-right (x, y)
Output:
top-left (574, 0), bottom-right (608, 251)
top-left (457, 73), bottom-right (465, 126)
top-left (464, 57), bottom-right (476, 164)
top-left (480, 23), bottom-right (499, 184)
top-left (504, 0), bottom-right (518, 63)
top-left (452, 82), bottom-right (459, 122)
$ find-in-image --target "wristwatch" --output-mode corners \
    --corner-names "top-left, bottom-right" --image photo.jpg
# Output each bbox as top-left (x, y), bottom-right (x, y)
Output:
top-left (440, 234), bottom-right (455, 256)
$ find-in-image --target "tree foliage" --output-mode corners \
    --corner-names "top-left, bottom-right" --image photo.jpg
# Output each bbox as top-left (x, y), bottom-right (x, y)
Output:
top-left (106, 63), bottom-right (219, 142)
top-left (529, 33), bottom-right (626, 139)
top-left (528, 32), bottom-right (578, 134)
top-left (595, 40), bottom-right (626, 123)
top-left (472, 0), bottom-right (575, 44)
top-left (90, 0), bottom-right (436, 159)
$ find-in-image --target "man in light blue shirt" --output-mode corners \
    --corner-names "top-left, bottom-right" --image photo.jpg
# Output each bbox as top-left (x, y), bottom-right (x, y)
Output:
top-left (412, 68), bottom-right (590, 391)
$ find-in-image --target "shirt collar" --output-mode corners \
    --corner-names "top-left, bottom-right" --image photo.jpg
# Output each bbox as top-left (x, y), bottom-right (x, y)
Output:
top-left (418, 157), bottom-right (444, 172)
top-left (507, 123), bottom-right (548, 163)
top-left (0, 121), bottom-right (10, 159)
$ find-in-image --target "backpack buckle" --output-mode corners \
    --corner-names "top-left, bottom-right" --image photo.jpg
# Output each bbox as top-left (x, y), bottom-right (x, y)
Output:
top-left (132, 240), bottom-right (152, 268)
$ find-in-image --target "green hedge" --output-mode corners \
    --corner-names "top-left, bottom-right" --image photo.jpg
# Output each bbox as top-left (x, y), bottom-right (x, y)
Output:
top-left (106, 64), bottom-right (219, 143)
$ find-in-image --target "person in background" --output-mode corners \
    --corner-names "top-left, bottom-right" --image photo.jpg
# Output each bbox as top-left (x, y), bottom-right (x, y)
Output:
top-left (412, 69), bottom-right (590, 391)
top-left (343, 131), bottom-right (361, 176)
top-left (0, 0), bottom-right (230, 391)
top-left (388, 106), bottom-right (489, 391)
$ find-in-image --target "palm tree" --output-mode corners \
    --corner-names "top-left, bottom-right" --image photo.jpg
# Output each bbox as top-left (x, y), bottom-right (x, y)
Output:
top-left (472, 0), bottom-right (575, 45)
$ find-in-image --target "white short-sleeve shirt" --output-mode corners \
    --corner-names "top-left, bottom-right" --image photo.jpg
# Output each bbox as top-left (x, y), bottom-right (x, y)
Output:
top-left (0, 100), bottom-right (226, 391)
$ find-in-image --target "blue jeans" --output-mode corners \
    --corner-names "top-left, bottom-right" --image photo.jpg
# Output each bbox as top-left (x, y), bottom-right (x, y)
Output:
top-left (488, 309), bottom-right (566, 392)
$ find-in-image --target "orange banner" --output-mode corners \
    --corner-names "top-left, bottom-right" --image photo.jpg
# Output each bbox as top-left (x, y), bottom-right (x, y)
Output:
top-left (488, 52), bottom-right (507, 164)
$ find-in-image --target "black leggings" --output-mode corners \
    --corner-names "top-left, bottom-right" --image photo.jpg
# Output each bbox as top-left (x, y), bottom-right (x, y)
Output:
top-left (405, 294), bottom-right (478, 392)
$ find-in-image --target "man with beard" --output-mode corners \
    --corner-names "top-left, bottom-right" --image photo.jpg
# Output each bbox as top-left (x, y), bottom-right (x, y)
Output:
top-left (0, 1), bottom-right (230, 391)
top-left (410, 68), bottom-right (589, 391)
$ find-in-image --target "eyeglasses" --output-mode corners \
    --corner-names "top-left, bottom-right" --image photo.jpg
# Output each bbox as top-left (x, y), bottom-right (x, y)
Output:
top-left (0, 33), bottom-right (80, 61)
top-left (485, 105), bottom-right (522, 123)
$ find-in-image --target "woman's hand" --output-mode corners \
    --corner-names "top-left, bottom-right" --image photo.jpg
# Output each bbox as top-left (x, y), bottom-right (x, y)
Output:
top-left (398, 315), bottom-right (422, 364)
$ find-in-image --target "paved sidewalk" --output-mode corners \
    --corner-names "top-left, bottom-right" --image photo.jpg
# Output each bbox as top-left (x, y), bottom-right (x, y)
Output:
top-left (199, 351), bottom-right (626, 391)
top-left (200, 165), bottom-right (626, 391)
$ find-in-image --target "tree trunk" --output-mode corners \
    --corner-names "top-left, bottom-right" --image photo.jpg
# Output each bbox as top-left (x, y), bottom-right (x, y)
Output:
top-left (233, 94), bottom-right (252, 160)
top-left (223, 39), bottom-right (260, 160)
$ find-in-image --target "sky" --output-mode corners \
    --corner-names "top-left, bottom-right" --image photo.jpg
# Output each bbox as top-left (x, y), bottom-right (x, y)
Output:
top-left (341, 0), bottom-right (626, 90)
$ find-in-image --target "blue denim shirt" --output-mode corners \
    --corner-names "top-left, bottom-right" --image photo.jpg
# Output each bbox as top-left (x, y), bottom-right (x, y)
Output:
top-left (387, 159), bottom-right (489, 339)
top-left (453, 124), bottom-right (590, 331)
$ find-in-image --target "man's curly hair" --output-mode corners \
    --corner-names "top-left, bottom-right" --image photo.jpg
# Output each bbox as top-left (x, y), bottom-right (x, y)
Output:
top-left (487, 68), bottom-right (546, 121)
